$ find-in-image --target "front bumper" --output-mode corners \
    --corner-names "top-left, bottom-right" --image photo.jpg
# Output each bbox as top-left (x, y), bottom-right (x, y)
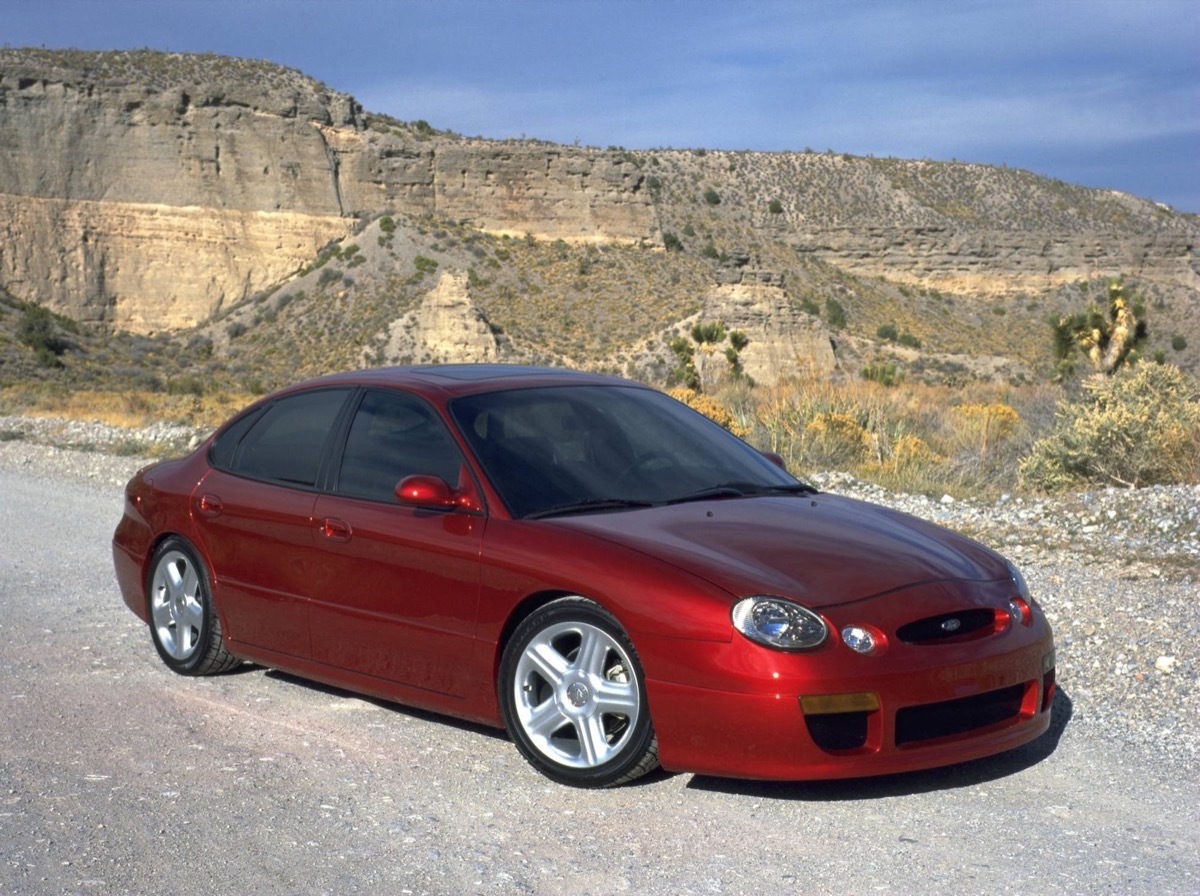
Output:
top-left (648, 645), bottom-right (1054, 780)
top-left (640, 582), bottom-right (1056, 780)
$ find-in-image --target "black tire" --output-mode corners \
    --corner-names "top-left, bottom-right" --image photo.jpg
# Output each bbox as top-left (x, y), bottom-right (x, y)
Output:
top-left (146, 537), bottom-right (240, 676)
top-left (499, 596), bottom-right (659, 787)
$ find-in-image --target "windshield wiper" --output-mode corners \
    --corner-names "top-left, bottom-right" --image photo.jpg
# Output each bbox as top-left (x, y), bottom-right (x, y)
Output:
top-left (667, 481), bottom-right (818, 505)
top-left (757, 483), bottom-right (819, 495)
top-left (525, 498), bottom-right (656, 520)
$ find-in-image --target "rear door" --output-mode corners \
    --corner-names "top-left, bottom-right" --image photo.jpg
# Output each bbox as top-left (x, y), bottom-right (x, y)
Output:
top-left (192, 387), bottom-right (352, 658)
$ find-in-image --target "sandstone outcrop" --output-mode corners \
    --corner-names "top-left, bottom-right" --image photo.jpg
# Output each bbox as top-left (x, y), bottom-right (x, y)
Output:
top-left (702, 282), bottom-right (839, 384)
top-left (370, 272), bottom-right (506, 366)
top-left (0, 49), bottom-right (657, 331)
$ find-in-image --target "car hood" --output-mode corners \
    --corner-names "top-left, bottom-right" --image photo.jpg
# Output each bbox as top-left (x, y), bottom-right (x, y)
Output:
top-left (553, 493), bottom-right (1007, 607)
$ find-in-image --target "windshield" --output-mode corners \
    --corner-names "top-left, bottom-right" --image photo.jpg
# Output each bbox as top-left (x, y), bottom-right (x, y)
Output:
top-left (449, 385), bottom-right (805, 519)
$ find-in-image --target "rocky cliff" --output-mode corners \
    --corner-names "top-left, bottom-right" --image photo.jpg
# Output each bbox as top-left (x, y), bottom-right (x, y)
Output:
top-left (1, 48), bottom-right (1196, 384)
top-left (0, 49), bottom-right (656, 330)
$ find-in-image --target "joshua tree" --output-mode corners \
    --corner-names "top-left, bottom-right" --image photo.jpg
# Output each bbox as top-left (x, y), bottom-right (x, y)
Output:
top-left (1052, 279), bottom-right (1148, 378)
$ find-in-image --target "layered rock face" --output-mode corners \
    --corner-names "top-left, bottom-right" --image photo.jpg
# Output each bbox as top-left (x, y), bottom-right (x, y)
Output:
top-left (1, 48), bottom-right (1194, 360)
top-left (0, 50), bottom-right (656, 331)
top-left (792, 226), bottom-right (1199, 296)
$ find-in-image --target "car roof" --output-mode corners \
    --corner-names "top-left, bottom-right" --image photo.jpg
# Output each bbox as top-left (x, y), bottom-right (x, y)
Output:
top-left (287, 364), bottom-right (640, 400)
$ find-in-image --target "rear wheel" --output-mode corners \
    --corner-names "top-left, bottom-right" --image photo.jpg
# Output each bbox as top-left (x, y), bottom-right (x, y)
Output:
top-left (500, 596), bottom-right (659, 787)
top-left (147, 537), bottom-right (239, 676)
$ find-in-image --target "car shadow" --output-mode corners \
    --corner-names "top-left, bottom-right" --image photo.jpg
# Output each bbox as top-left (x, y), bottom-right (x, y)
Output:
top-left (684, 687), bottom-right (1073, 799)
top-left (262, 668), bottom-right (510, 742)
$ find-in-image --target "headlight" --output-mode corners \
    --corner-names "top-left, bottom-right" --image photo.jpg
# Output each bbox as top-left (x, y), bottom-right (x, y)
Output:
top-left (732, 596), bottom-right (828, 651)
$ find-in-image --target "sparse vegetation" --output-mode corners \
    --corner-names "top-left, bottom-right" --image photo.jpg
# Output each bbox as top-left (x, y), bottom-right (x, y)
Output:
top-left (667, 322), bottom-right (749, 392)
top-left (1020, 364), bottom-right (1200, 491)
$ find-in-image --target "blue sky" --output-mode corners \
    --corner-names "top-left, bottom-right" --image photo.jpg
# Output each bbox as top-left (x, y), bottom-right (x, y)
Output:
top-left (7, 0), bottom-right (1199, 212)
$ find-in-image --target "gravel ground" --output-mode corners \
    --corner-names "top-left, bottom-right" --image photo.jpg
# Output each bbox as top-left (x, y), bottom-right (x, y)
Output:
top-left (3, 414), bottom-right (1197, 769)
top-left (3, 414), bottom-right (1198, 895)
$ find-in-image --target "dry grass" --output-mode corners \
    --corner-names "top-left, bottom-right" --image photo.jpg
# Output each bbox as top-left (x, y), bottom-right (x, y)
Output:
top-left (711, 375), bottom-right (1064, 498)
top-left (0, 386), bottom-right (254, 430)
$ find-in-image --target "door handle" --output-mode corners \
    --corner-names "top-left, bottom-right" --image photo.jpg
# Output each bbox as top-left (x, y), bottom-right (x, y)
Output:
top-left (197, 494), bottom-right (223, 517)
top-left (321, 517), bottom-right (353, 542)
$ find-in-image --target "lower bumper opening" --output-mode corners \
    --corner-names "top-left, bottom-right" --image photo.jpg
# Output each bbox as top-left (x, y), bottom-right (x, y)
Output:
top-left (895, 683), bottom-right (1026, 746)
top-left (805, 711), bottom-right (870, 751)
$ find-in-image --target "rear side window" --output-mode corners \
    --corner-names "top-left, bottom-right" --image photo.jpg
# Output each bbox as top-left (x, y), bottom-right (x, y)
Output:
top-left (214, 388), bottom-right (351, 486)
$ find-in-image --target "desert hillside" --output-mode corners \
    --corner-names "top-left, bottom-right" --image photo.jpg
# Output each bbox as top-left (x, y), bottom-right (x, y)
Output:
top-left (0, 47), bottom-right (1196, 391)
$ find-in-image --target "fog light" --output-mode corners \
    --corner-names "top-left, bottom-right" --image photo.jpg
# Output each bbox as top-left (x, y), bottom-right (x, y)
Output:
top-left (841, 625), bottom-right (876, 654)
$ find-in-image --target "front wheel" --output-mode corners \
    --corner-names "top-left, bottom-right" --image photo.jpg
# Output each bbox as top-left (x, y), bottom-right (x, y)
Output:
top-left (499, 597), bottom-right (659, 787)
top-left (147, 537), bottom-right (240, 676)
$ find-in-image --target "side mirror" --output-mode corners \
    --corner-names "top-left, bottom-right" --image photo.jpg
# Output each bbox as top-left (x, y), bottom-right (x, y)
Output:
top-left (760, 450), bottom-right (787, 470)
top-left (397, 474), bottom-right (454, 507)
top-left (396, 471), bottom-right (483, 513)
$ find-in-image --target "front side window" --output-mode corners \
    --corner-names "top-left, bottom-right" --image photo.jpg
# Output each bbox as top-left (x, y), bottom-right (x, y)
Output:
top-left (215, 388), bottom-right (351, 486)
top-left (334, 389), bottom-right (464, 502)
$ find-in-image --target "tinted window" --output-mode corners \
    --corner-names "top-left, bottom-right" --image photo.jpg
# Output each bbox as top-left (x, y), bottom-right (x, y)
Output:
top-left (335, 390), bottom-right (463, 502)
top-left (450, 385), bottom-right (798, 517)
top-left (225, 388), bottom-right (351, 486)
top-left (208, 406), bottom-right (265, 470)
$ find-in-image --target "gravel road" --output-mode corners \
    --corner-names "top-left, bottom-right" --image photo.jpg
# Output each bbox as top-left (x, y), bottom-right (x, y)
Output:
top-left (1, 424), bottom-right (1197, 895)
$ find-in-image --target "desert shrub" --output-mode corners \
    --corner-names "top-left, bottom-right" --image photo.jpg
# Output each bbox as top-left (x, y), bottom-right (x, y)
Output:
top-left (669, 387), bottom-right (749, 438)
top-left (662, 231), bottom-right (683, 252)
top-left (1020, 364), bottom-right (1200, 490)
top-left (872, 434), bottom-right (943, 483)
top-left (703, 189), bottom-right (721, 206)
top-left (949, 403), bottom-right (1020, 465)
top-left (861, 362), bottom-right (902, 386)
top-left (824, 297), bottom-right (847, 329)
top-left (768, 199), bottom-right (783, 215)
top-left (1172, 334), bottom-right (1187, 352)
top-left (16, 305), bottom-right (69, 366)
top-left (804, 412), bottom-right (870, 467)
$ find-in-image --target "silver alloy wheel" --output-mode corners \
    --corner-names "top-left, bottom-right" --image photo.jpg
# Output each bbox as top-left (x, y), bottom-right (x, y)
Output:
top-left (512, 619), bottom-right (642, 769)
top-left (150, 549), bottom-right (205, 661)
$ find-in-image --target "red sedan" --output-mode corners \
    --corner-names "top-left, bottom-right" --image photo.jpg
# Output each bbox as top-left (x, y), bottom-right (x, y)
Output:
top-left (113, 365), bottom-right (1055, 786)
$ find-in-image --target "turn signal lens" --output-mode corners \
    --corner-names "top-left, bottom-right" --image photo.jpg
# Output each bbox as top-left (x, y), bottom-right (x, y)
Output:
top-left (801, 692), bottom-right (881, 714)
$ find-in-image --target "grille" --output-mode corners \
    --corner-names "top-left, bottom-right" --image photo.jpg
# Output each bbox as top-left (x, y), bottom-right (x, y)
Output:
top-left (896, 608), bottom-right (996, 644)
top-left (895, 683), bottom-right (1025, 746)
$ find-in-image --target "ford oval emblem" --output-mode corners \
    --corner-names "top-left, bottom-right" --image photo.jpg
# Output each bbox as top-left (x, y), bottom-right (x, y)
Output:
top-left (941, 618), bottom-right (962, 632)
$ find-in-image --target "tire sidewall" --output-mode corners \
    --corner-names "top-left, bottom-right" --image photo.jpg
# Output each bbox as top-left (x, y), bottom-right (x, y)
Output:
top-left (499, 597), bottom-right (655, 787)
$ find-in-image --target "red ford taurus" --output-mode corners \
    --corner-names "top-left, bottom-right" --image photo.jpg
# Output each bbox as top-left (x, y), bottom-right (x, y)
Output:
top-left (113, 365), bottom-right (1055, 786)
